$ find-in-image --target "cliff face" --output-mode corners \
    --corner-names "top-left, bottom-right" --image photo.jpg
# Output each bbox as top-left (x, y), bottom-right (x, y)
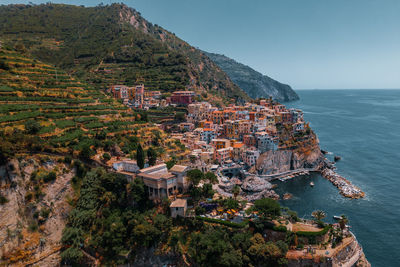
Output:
top-left (0, 157), bottom-right (73, 266)
top-left (256, 140), bottom-right (324, 174)
top-left (203, 52), bottom-right (299, 102)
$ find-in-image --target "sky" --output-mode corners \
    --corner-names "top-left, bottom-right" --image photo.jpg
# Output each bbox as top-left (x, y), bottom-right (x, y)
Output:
top-left (1, 0), bottom-right (400, 89)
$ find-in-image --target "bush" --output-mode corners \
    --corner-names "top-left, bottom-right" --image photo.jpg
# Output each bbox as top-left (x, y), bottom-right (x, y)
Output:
top-left (273, 225), bottom-right (288, 232)
top-left (102, 152), bottom-right (111, 161)
top-left (43, 171), bottom-right (56, 183)
top-left (0, 193), bottom-right (8, 205)
top-left (0, 59), bottom-right (10, 70)
top-left (296, 226), bottom-right (330, 237)
top-left (25, 120), bottom-right (42, 134)
top-left (64, 155), bottom-right (72, 164)
top-left (196, 216), bottom-right (248, 228)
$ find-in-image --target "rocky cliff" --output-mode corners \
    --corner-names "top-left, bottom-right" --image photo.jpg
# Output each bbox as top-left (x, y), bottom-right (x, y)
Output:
top-left (0, 156), bottom-right (73, 266)
top-left (203, 52), bottom-right (299, 102)
top-left (256, 138), bottom-right (324, 175)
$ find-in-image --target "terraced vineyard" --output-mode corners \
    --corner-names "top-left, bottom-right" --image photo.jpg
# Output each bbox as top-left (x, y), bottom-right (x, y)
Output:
top-left (0, 48), bottom-right (186, 161)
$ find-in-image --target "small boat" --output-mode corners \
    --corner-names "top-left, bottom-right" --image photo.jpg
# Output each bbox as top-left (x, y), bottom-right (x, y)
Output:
top-left (310, 182), bottom-right (315, 187)
top-left (333, 215), bottom-right (342, 220)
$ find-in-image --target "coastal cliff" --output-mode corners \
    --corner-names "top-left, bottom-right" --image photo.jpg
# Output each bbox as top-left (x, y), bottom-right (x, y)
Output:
top-left (255, 138), bottom-right (324, 175)
top-left (203, 51), bottom-right (299, 102)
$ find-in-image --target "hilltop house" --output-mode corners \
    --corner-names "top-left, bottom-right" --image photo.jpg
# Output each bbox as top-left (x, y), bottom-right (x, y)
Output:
top-left (137, 164), bottom-right (190, 199)
top-left (170, 198), bottom-right (187, 218)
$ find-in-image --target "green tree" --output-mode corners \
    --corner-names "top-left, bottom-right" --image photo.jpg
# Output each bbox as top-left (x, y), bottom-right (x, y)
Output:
top-left (204, 172), bottom-right (218, 184)
top-left (136, 144), bottom-right (145, 169)
top-left (187, 169), bottom-right (204, 186)
top-left (147, 147), bottom-right (157, 166)
top-left (25, 120), bottom-right (41, 134)
top-left (202, 183), bottom-right (214, 198)
top-left (102, 152), bottom-right (111, 162)
top-left (253, 198), bottom-right (281, 218)
top-left (232, 185), bottom-right (240, 199)
top-left (166, 159), bottom-right (176, 169)
top-left (79, 144), bottom-right (93, 161)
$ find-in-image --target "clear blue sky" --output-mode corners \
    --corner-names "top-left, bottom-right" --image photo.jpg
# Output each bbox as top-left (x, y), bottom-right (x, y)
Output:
top-left (2, 0), bottom-right (400, 89)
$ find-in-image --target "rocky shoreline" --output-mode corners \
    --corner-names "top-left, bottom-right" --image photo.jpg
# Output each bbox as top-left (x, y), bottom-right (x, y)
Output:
top-left (320, 167), bottom-right (365, 199)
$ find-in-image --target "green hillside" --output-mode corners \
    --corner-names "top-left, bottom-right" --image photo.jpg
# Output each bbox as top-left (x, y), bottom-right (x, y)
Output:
top-left (0, 47), bottom-right (186, 162)
top-left (0, 3), bottom-right (249, 103)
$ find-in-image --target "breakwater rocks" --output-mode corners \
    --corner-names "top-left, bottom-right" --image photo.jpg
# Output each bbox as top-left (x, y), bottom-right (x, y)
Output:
top-left (321, 168), bottom-right (365, 199)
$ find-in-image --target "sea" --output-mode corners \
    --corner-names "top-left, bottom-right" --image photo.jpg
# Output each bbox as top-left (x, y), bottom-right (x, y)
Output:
top-left (275, 89), bottom-right (400, 267)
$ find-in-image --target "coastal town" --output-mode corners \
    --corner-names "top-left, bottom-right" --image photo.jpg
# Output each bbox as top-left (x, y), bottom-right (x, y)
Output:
top-left (102, 84), bottom-right (369, 266)
top-left (0, 3), bottom-right (376, 266)
top-left (108, 83), bottom-right (364, 202)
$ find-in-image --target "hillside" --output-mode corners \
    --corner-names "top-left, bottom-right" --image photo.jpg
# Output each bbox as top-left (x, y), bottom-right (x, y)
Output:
top-left (0, 47), bottom-right (189, 265)
top-left (203, 52), bottom-right (299, 102)
top-left (0, 3), bottom-right (249, 104)
top-left (0, 46), bottom-right (187, 162)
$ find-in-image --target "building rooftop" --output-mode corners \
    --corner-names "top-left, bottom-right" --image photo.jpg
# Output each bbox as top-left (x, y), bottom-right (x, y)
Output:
top-left (232, 143), bottom-right (244, 148)
top-left (170, 165), bottom-right (189, 173)
top-left (170, 198), bottom-right (187, 208)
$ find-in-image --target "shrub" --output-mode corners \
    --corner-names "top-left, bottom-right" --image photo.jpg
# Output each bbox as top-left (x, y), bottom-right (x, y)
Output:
top-left (25, 120), bottom-right (42, 134)
top-left (0, 59), bottom-right (10, 70)
top-left (196, 216), bottom-right (248, 228)
top-left (64, 155), bottom-right (72, 164)
top-left (102, 152), bottom-right (111, 161)
top-left (273, 225), bottom-right (288, 232)
top-left (43, 171), bottom-right (57, 183)
top-left (296, 226), bottom-right (330, 237)
top-left (0, 193), bottom-right (8, 205)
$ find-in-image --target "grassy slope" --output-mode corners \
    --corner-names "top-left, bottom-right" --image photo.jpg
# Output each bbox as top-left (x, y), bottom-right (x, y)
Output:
top-left (0, 47), bottom-right (187, 161)
top-left (0, 3), bottom-right (249, 104)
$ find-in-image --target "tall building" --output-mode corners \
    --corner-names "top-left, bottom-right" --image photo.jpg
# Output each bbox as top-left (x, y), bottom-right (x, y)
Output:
top-left (134, 84), bottom-right (144, 107)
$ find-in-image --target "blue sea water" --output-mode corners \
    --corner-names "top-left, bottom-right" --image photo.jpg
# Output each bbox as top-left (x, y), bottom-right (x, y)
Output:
top-left (276, 90), bottom-right (400, 266)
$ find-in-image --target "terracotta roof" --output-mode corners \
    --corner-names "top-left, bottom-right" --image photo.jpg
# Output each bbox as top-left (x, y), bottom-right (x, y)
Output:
top-left (170, 198), bottom-right (187, 207)
top-left (233, 143), bottom-right (244, 148)
top-left (203, 128), bottom-right (214, 132)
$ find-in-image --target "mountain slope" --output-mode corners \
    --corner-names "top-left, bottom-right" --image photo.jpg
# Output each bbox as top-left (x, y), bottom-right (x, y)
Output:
top-left (203, 52), bottom-right (299, 102)
top-left (0, 3), bottom-right (249, 104)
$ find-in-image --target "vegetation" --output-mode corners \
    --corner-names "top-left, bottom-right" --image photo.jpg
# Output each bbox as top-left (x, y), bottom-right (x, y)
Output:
top-left (136, 144), bottom-right (145, 169)
top-left (0, 3), bottom-right (250, 104)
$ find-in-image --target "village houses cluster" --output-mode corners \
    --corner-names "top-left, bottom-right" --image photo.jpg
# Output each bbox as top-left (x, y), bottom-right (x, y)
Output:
top-left (108, 84), bottom-right (307, 216)
top-left (108, 84), bottom-right (195, 109)
top-left (173, 99), bottom-right (306, 168)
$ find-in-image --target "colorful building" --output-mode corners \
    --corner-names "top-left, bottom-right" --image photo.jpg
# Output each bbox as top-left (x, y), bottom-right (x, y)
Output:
top-left (171, 91), bottom-right (195, 105)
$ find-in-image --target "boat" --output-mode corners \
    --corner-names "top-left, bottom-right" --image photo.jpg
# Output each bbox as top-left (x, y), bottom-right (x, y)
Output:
top-left (333, 215), bottom-right (342, 220)
top-left (310, 182), bottom-right (315, 187)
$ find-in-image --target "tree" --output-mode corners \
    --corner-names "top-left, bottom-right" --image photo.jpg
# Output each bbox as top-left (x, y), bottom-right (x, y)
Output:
top-left (312, 210), bottom-right (326, 221)
top-left (232, 185), bottom-right (240, 199)
top-left (187, 169), bottom-right (204, 186)
top-left (147, 147), bottom-right (157, 166)
top-left (136, 144), bottom-right (145, 169)
top-left (253, 198), bottom-right (281, 218)
top-left (79, 144), bottom-right (93, 161)
top-left (223, 198), bottom-right (240, 210)
top-left (201, 183), bottom-right (214, 198)
top-left (204, 172), bottom-right (218, 184)
top-left (102, 152), bottom-right (111, 162)
top-left (25, 120), bottom-right (41, 134)
top-left (339, 215), bottom-right (348, 230)
top-left (166, 159), bottom-right (176, 170)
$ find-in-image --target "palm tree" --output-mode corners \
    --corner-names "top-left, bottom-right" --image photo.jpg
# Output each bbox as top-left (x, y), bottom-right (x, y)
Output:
top-left (339, 215), bottom-right (348, 230)
top-left (232, 185), bottom-right (240, 199)
top-left (312, 210), bottom-right (326, 221)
